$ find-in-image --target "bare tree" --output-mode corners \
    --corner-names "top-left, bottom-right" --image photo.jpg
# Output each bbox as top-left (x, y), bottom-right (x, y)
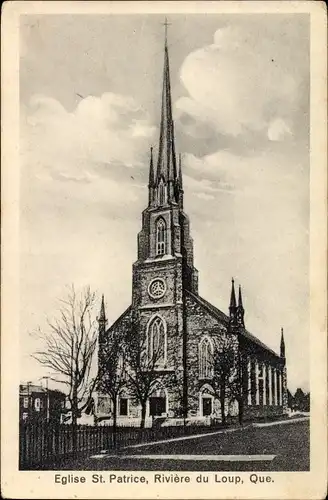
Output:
top-left (125, 312), bottom-right (165, 428)
top-left (229, 350), bottom-right (248, 425)
top-left (32, 285), bottom-right (98, 450)
top-left (209, 335), bottom-right (239, 426)
top-left (97, 333), bottom-right (127, 445)
top-left (166, 371), bottom-right (199, 427)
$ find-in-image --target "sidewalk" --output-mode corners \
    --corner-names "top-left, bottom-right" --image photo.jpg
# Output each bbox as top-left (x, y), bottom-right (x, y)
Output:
top-left (253, 416), bottom-right (309, 427)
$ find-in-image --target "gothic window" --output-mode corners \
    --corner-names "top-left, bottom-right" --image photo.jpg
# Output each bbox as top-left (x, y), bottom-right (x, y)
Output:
top-left (158, 179), bottom-right (167, 205)
top-left (156, 218), bottom-right (166, 256)
top-left (199, 337), bottom-right (214, 379)
top-left (147, 316), bottom-right (166, 366)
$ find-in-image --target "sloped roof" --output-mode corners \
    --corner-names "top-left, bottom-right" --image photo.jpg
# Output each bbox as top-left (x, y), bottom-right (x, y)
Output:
top-left (187, 290), bottom-right (229, 324)
top-left (105, 305), bottom-right (132, 335)
top-left (187, 290), bottom-right (279, 358)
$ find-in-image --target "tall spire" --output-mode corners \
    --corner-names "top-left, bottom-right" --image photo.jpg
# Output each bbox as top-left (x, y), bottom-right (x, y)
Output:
top-left (280, 327), bottom-right (285, 359)
top-left (156, 19), bottom-right (178, 201)
top-left (229, 278), bottom-right (237, 322)
top-left (237, 285), bottom-right (245, 327)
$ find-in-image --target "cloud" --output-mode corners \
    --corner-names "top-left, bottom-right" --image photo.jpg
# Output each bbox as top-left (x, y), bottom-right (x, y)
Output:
top-left (19, 16), bottom-right (310, 393)
top-left (21, 93), bottom-right (156, 183)
top-left (268, 118), bottom-right (292, 141)
top-left (175, 23), bottom-right (307, 144)
top-left (19, 91), bottom-right (156, 372)
top-left (195, 192), bottom-right (215, 201)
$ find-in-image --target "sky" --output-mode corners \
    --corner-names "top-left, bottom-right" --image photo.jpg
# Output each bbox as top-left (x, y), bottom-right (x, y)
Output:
top-left (20, 14), bottom-right (310, 393)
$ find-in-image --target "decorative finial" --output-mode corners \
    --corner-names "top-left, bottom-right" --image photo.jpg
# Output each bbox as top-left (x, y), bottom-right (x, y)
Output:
top-left (280, 327), bottom-right (286, 358)
top-left (229, 278), bottom-right (237, 312)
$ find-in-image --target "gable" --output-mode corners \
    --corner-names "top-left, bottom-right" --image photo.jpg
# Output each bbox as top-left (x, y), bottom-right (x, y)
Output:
top-left (103, 305), bottom-right (132, 341)
top-left (186, 291), bottom-right (280, 360)
top-left (185, 291), bottom-right (228, 339)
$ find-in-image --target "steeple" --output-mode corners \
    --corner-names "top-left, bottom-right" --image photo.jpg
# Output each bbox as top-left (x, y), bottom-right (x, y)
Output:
top-left (98, 294), bottom-right (107, 337)
top-left (229, 278), bottom-right (237, 322)
top-left (155, 19), bottom-right (178, 203)
top-left (280, 327), bottom-right (285, 359)
top-left (135, 20), bottom-right (198, 294)
top-left (237, 285), bottom-right (245, 327)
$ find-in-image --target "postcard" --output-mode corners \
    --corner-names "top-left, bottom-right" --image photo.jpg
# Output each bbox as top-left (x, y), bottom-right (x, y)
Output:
top-left (1, 1), bottom-right (327, 499)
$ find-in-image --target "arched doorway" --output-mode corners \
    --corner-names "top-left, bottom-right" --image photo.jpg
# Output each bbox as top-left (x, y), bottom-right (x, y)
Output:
top-left (149, 386), bottom-right (167, 417)
top-left (199, 384), bottom-right (214, 417)
top-left (202, 396), bottom-right (212, 416)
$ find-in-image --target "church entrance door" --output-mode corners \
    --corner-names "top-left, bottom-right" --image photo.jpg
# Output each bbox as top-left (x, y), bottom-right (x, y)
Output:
top-left (149, 396), bottom-right (166, 417)
top-left (202, 396), bottom-right (212, 416)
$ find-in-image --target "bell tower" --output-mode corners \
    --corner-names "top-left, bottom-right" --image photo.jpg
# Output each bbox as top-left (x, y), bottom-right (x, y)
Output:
top-left (132, 25), bottom-right (198, 312)
top-left (130, 26), bottom-right (198, 416)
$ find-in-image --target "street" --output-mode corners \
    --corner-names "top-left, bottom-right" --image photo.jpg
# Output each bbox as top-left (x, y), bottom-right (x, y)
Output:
top-left (46, 419), bottom-right (309, 472)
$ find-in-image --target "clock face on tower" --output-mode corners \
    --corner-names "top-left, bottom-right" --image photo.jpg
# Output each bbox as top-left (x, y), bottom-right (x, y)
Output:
top-left (148, 278), bottom-right (166, 299)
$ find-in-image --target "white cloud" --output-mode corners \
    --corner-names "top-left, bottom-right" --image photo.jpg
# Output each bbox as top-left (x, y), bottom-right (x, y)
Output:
top-left (195, 192), bottom-right (215, 201)
top-left (268, 118), bottom-right (292, 141)
top-left (19, 91), bottom-right (156, 381)
top-left (21, 93), bottom-right (156, 183)
top-left (176, 24), bottom-right (304, 139)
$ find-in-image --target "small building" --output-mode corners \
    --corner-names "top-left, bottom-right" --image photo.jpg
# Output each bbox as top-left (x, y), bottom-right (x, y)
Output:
top-left (19, 383), bottom-right (66, 424)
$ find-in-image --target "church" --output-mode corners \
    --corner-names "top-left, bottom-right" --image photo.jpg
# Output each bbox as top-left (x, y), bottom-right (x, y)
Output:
top-left (96, 30), bottom-right (288, 427)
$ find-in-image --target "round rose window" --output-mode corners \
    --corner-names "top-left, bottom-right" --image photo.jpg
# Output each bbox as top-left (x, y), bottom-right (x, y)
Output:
top-left (148, 278), bottom-right (166, 299)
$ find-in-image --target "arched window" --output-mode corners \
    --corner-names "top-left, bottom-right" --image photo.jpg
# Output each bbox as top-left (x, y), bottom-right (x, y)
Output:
top-left (156, 218), bottom-right (166, 256)
top-left (199, 337), bottom-right (214, 379)
top-left (147, 316), bottom-right (166, 366)
top-left (158, 179), bottom-right (167, 205)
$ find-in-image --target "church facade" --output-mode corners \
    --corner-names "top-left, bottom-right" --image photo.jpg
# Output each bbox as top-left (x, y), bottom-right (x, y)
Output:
top-left (96, 34), bottom-right (288, 427)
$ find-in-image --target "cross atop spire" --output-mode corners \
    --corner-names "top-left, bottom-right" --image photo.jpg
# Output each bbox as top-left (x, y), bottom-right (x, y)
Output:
top-left (162, 17), bottom-right (171, 46)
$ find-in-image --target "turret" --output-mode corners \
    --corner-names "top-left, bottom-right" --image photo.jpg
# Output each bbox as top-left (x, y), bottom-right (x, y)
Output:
top-left (237, 285), bottom-right (245, 327)
top-left (177, 153), bottom-right (184, 209)
top-left (98, 294), bottom-right (107, 338)
top-left (229, 278), bottom-right (237, 324)
top-left (148, 147), bottom-right (155, 206)
top-left (280, 327), bottom-right (286, 360)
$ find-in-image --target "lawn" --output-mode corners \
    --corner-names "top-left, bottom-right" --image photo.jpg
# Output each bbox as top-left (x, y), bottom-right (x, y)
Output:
top-left (39, 419), bottom-right (309, 472)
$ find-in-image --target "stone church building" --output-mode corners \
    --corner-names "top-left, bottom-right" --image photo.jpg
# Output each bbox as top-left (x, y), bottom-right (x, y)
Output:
top-left (96, 33), bottom-right (288, 426)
